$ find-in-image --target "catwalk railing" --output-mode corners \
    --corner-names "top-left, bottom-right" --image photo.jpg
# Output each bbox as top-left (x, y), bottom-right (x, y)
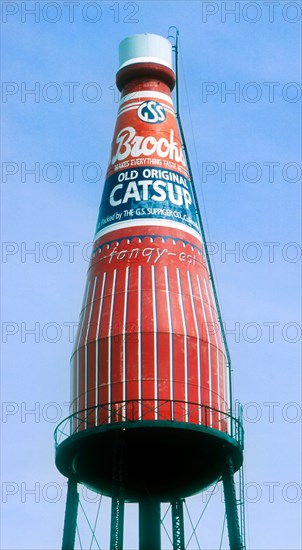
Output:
top-left (54, 399), bottom-right (244, 449)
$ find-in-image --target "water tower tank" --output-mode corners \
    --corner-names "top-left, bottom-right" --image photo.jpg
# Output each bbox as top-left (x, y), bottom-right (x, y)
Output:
top-left (55, 33), bottom-right (244, 550)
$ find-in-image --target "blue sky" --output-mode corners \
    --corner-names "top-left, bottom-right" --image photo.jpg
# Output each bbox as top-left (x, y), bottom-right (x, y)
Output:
top-left (1, 1), bottom-right (301, 548)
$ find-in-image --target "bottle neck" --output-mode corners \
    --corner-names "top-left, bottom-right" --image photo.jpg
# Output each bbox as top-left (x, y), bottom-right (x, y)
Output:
top-left (116, 62), bottom-right (175, 93)
top-left (120, 76), bottom-right (173, 100)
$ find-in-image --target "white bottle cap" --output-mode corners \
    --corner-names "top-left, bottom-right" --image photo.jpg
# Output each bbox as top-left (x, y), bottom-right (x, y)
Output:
top-left (119, 33), bottom-right (174, 72)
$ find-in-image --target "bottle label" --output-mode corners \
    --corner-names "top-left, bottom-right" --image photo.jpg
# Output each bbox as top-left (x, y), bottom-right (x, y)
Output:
top-left (95, 165), bottom-right (200, 237)
top-left (95, 91), bottom-right (201, 240)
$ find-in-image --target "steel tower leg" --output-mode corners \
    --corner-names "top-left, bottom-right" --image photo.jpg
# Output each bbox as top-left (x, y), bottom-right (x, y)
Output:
top-left (139, 499), bottom-right (161, 550)
top-left (62, 478), bottom-right (79, 550)
top-left (110, 497), bottom-right (125, 550)
top-left (171, 500), bottom-right (185, 550)
top-left (222, 456), bottom-right (243, 550)
top-left (110, 433), bottom-right (125, 550)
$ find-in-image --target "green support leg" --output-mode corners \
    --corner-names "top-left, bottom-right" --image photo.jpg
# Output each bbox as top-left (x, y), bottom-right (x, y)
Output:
top-left (171, 500), bottom-right (185, 550)
top-left (222, 456), bottom-right (243, 550)
top-left (139, 499), bottom-right (161, 550)
top-left (62, 478), bottom-right (79, 550)
top-left (110, 497), bottom-right (125, 550)
top-left (110, 433), bottom-right (125, 550)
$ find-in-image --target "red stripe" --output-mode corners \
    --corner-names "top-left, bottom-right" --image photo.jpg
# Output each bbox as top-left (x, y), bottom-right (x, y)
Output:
top-left (78, 283), bottom-right (93, 429)
top-left (201, 278), bottom-right (219, 429)
top-left (205, 279), bottom-right (228, 431)
top-left (155, 265), bottom-right (172, 419)
top-left (126, 263), bottom-right (140, 421)
top-left (141, 263), bottom-right (156, 420)
top-left (85, 278), bottom-right (99, 424)
top-left (181, 269), bottom-right (200, 423)
top-left (167, 266), bottom-right (186, 421)
top-left (94, 225), bottom-right (202, 252)
top-left (190, 274), bottom-right (211, 426)
top-left (98, 272), bottom-right (114, 424)
top-left (110, 269), bottom-right (125, 414)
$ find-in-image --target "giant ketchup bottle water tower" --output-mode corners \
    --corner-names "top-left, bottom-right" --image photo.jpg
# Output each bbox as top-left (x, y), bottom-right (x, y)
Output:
top-left (55, 33), bottom-right (245, 550)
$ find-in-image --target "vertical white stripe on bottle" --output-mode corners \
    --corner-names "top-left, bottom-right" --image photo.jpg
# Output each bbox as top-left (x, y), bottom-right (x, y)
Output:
top-left (122, 267), bottom-right (129, 417)
top-left (204, 278), bottom-right (221, 429)
top-left (84, 276), bottom-right (98, 427)
top-left (176, 268), bottom-right (188, 422)
top-left (151, 265), bottom-right (158, 419)
top-left (187, 271), bottom-right (202, 424)
top-left (95, 272), bottom-right (107, 426)
top-left (138, 265), bottom-right (142, 419)
top-left (76, 279), bottom-right (91, 429)
top-left (108, 269), bottom-right (117, 423)
top-left (197, 274), bottom-right (213, 426)
top-left (164, 266), bottom-right (174, 419)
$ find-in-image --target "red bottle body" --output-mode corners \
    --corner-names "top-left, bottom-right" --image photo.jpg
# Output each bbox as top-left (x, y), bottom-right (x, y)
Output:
top-left (71, 69), bottom-right (229, 434)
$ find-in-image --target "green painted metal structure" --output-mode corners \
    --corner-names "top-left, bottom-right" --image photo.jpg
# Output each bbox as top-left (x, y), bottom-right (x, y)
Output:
top-left (55, 400), bottom-right (245, 549)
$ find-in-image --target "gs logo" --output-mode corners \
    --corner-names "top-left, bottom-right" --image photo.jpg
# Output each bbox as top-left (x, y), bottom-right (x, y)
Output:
top-left (137, 100), bottom-right (166, 124)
